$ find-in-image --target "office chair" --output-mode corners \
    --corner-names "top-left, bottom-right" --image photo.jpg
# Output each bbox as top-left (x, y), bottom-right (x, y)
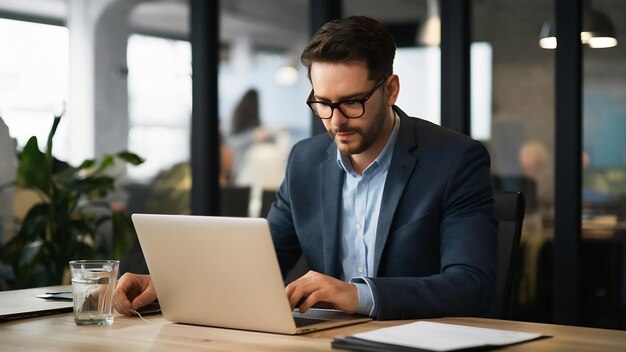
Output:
top-left (484, 191), bottom-right (525, 319)
top-left (491, 175), bottom-right (537, 213)
top-left (259, 189), bottom-right (310, 283)
top-left (220, 186), bottom-right (251, 217)
top-left (260, 189), bottom-right (278, 218)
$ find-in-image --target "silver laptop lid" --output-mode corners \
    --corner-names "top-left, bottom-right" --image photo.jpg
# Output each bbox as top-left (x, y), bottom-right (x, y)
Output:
top-left (132, 214), bottom-right (297, 334)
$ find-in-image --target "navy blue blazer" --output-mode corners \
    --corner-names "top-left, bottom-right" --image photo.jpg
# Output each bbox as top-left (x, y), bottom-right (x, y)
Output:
top-left (267, 106), bottom-right (497, 320)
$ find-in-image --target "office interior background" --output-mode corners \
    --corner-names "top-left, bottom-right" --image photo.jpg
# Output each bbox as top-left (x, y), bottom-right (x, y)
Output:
top-left (0, 0), bottom-right (624, 330)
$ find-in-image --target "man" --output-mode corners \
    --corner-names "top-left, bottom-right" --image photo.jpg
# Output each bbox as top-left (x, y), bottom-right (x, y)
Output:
top-left (115, 16), bottom-right (497, 320)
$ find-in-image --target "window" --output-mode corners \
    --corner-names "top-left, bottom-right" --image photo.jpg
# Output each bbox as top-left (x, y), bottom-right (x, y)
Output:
top-left (0, 18), bottom-right (68, 156)
top-left (394, 43), bottom-right (492, 140)
top-left (126, 34), bottom-right (192, 181)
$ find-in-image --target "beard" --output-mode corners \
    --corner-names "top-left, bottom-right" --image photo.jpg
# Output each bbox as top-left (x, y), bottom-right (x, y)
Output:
top-left (327, 103), bottom-right (387, 155)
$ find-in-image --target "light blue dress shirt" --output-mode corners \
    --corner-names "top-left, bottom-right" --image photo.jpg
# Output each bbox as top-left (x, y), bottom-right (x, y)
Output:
top-left (336, 114), bottom-right (400, 316)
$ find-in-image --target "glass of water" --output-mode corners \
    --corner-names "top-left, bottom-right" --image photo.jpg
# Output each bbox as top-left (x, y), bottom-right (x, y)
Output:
top-left (69, 260), bottom-right (120, 325)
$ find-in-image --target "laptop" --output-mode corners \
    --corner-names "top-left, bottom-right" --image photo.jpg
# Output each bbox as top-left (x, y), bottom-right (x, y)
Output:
top-left (131, 214), bottom-right (372, 334)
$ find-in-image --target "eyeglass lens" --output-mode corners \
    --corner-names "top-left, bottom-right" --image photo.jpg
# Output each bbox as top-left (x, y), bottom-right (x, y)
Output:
top-left (309, 100), bottom-right (364, 119)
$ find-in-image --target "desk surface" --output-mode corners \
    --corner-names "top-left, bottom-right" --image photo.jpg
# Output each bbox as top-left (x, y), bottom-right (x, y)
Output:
top-left (1, 288), bottom-right (626, 351)
top-left (1, 312), bottom-right (626, 351)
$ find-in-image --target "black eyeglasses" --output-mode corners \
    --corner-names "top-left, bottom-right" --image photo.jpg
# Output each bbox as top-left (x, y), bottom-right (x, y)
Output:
top-left (306, 77), bottom-right (388, 119)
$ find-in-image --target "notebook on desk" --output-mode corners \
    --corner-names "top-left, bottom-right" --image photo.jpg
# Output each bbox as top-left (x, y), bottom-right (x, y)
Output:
top-left (131, 214), bottom-right (371, 334)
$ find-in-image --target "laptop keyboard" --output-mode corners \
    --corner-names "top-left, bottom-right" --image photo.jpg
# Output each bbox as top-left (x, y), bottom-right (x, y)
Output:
top-left (294, 316), bottom-right (328, 327)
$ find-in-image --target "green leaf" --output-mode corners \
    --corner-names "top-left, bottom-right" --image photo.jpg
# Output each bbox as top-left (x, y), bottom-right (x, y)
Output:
top-left (45, 114), bottom-right (62, 160)
top-left (93, 155), bottom-right (115, 174)
top-left (53, 166), bottom-right (78, 184)
top-left (14, 203), bottom-right (50, 243)
top-left (116, 151), bottom-right (145, 165)
top-left (16, 137), bottom-right (50, 195)
top-left (51, 188), bottom-right (75, 216)
top-left (76, 159), bottom-right (96, 171)
top-left (16, 240), bottom-right (43, 268)
top-left (64, 176), bottom-right (115, 198)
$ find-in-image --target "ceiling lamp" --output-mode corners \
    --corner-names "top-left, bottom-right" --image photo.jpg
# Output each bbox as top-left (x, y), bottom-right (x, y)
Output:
top-left (417, 0), bottom-right (440, 46)
top-left (539, 1), bottom-right (618, 49)
top-left (584, 7), bottom-right (618, 48)
top-left (275, 65), bottom-right (298, 86)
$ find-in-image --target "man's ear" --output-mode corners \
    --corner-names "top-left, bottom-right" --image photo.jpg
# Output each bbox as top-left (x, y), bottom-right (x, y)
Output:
top-left (386, 74), bottom-right (400, 106)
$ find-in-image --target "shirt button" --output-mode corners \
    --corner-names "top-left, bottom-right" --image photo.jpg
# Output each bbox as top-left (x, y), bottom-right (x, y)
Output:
top-left (358, 267), bottom-right (364, 273)
top-left (356, 223), bottom-right (361, 230)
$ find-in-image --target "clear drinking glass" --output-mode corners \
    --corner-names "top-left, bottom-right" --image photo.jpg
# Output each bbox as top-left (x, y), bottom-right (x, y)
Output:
top-left (69, 260), bottom-right (119, 325)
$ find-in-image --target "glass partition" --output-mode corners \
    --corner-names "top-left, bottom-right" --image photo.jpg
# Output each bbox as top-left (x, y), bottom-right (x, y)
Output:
top-left (218, 0), bottom-right (310, 217)
top-left (581, 0), bottom-right (626, 330)
top-left (473, 0), bottom-right (556, 324)
top-left (125, 0), bottom-right (312, 218)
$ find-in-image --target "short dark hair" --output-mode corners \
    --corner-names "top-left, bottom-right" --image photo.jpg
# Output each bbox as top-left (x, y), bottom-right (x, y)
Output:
top-left (301, 16), bottom-right (396, 81)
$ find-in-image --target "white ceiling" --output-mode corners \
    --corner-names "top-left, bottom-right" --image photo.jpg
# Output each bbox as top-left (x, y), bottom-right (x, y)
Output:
top-left (0, 0), bottom-right (425, 52)
top-left (130, 0), bottom-right (425, 51)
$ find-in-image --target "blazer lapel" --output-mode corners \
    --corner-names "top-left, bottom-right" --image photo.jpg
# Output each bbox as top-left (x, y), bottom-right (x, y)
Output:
top-left (373, 109), bottom-right (420, 275)
top-left (319, 143), bottom-right (344, 277)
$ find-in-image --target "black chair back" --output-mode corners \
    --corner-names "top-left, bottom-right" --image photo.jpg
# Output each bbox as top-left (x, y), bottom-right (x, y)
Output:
top-left (260, 189), bottom-right (278, 218)
top-left (485, 191), bottom-right (525, 319)
top-left (220, 186), bottom-right (251, 217)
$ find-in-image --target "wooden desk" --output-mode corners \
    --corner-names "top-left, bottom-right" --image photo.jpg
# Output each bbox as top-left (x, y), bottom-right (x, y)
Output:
top-left (1, 310), bottom-right (625, 351)
top-left (1, 285), bottom-right (625, 351)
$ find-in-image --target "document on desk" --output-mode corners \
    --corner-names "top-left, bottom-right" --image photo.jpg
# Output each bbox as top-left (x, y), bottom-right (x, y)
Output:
top-left (332, 321), bottom-right (548, 351)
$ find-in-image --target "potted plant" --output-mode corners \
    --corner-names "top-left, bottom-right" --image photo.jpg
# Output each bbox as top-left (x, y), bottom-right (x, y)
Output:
top-left (0, 114), bottom-right (143, 288)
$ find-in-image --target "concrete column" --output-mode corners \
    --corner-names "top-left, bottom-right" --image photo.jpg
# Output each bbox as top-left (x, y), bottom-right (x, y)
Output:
top-left (65, 0), bottom-right (139, 165)
top-left (65, 0), bottom-right (100, 164)
top-left (94, 0), bottom-right (141, 158)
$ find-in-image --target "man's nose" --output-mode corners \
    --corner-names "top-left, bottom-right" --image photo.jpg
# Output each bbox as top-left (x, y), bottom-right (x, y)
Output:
top-left (329, 107), bottom-right (349, 125)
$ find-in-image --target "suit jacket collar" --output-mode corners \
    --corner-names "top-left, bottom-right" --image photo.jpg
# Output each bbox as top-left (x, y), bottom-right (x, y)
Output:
top-left (319, 106), bottom-right (420, 277)
top-left (373, 106), bottom-right (420, 275)
top-left (319, 141), bottom-right (344, 277)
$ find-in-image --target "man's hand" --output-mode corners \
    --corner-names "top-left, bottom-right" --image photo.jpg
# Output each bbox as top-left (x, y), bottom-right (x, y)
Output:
top-left (285, 270), bottom-right (358, 314)
top-left (114, 273), bottom-right (157, 316)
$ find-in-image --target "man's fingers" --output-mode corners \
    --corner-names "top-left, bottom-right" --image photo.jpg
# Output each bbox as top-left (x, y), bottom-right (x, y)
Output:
top-left (114, 277), bottom-right (134, 315)
top-left (131, 286), bottom-right (157, 310)
top-left (115, 273), bottom-right (139, 295)
top-left (285, 273), bottom-right (328, 313)
top-left (113, 293), bottom-right (133, 315)
top-left (114, 273), bottom-right (156, 315)
top-left (286, 282), bottom-right (307, 309)
top-left (297, 291), bottom-right (324, 313)
top-left (285, 271), bottom-right (359, 314)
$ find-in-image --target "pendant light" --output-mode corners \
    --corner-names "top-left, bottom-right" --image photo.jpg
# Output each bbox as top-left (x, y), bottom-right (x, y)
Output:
top-left (539, 0), bottom-right (617, 49)
top-left (417, 0), bottom-right (441, 46)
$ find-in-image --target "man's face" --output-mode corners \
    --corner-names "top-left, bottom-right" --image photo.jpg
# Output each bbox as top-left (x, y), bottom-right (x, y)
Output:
top-left (309, 61), bottom-right (388, 156)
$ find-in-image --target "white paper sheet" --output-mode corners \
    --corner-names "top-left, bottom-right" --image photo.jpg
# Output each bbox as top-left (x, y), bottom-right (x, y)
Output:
top-left (351, 321), bottom-right (544, 351)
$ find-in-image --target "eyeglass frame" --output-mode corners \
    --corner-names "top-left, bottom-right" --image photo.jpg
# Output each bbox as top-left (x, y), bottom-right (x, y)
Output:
top-left (306, 76), bottom-right (388, 119)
